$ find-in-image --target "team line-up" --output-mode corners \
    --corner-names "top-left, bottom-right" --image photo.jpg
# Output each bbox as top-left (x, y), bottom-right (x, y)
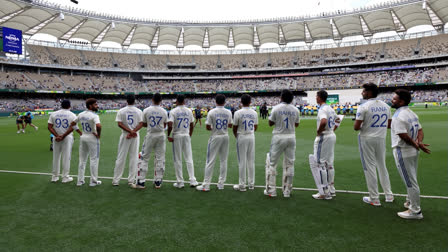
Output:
top-left (47, 84), bottom-right (430, 220)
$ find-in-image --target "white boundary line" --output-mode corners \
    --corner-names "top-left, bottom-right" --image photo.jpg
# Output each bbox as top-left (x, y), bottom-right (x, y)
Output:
top-left (1, 169), bottom-right (447, 200)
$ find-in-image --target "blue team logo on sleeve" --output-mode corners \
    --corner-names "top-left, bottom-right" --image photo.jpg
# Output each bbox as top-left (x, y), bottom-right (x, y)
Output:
top-left (356, 113), bottom-right (361, 117)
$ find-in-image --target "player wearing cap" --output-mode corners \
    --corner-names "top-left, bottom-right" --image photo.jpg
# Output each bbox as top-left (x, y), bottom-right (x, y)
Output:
top-left (167, 95), bottom-right (198, 188)
top-left (310, 90), bottom-right (340, 200)
top-left (134, 93), bottom-right (168, 189)
top-left (71, 98), bottom-right (102, 187)
top-left (264, 90), bottom-right (300, 198)
top-left (47, 100), bottom-right (78, 183)
top-left (112, 94), bottom-right (143, 186)
top-left (232, 94), bottom-right (258, 192)
top-left (354, 83), bottom-right (394, 206)
top-left (196, 94), bottom-right (233, 191)
top-left (390, 89), bottom-right (430, 220)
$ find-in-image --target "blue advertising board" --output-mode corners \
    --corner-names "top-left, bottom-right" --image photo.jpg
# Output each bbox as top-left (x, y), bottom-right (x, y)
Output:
top-left (2, 27), bottom-right (22, 54)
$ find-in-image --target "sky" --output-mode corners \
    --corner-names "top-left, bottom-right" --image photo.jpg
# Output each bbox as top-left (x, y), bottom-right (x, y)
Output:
top-left (46, 0), bottom-right (381, 22)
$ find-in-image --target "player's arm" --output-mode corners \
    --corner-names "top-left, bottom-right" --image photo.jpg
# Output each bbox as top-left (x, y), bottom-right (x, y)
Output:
top-left (232, 125), bottom-right (238, 138)
top-left (354, 120), bottom-right (362, 131)
top-left (268, 120), bottom-right (275, 126)
top-left (118, 122), bottom-right (133, 134)
top-left (206, 124), bottom-right (212, 131)
top-left (48, 123), bottom-right (58, 137)
top-left (397, 133), bottom-right (419, 150)
top-left (387, 119), bottom-right (392, 129)
top-left (189, 122), bottom-right (194, 136)
top-left (95, 123), bottom-right (102, 139)
top-left (167, 121), bottom-right (173, 142)
top-left (254, 124), bottom-right (258, 131)
top-left (416, 128), bottom-right (431, 154)
top-left (317, 118), bottom-right (327, 136)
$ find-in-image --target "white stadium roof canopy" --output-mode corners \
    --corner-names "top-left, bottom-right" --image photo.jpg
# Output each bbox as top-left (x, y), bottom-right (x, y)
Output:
top-left (0, 0), bottom-right (447, 49)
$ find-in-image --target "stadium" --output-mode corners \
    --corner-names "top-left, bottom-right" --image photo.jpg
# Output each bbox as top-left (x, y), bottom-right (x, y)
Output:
top-left (1, 0), bottom-right (447, 250)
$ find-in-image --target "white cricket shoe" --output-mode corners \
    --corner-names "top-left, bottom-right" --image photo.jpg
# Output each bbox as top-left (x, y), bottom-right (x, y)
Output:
top-left (35, 126), bottom-right (38, 131)
top-left (61, 177), bottom-right (73, 183)
top-left (196, 185), bottom-right (210, 192)
top-left (329, 185), bottom-right (336, 197)
top-left (233, 185), bottom-right (247, 192)
top-left (397, 209), bottom-right (423, 220)
top-left (312, 193), bottom-right (332, 200)
top-left (248, 185), bottom-right (255, 190)
top-left (264, 189), bottom-right (277, 197)
top-left (362, 196), bottom-right (381, 206)
top-left (131, 182), bottom-right (145, 189)
top-left (51, 176), bottom-right (59, 183)
top-left (21, 129), bottom-right (25, 133)
top-left (403, 201), bottom-right (410, 209)
top-left (217, 183), bottom-right (224, 190)
top-left (112, 181), bottom-right (119, 186)
top-left (385, 195), bottom-right (395, 203)
top-left (189, 180), bottom-right (198, 187)
top-left (173, 182), bottom-right (185, 188)
top-left (89, 180), bottom-right (102, 187)
top-left (283, 191), bottom-right (291, 198)
top-left (76, 181), bottom-right (85, 187)
top-left (17, 130), bottom-right (21, 134)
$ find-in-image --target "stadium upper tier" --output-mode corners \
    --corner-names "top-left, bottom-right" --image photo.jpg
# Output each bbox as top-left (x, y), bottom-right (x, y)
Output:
top-left (1, 66), bottom-right (448, 93)
top-left (7, 34), bottom-right (446, 70)
top-left (1, 0), bottom-right (448, 50)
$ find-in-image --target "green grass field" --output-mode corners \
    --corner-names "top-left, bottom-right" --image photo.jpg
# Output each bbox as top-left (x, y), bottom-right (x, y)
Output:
top-left (1, 107), bottom-right (447, 251)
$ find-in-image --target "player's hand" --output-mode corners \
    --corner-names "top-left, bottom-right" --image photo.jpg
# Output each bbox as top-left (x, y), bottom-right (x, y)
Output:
top-left (55, 136), bottom-right (63, 142)
top-left (93, 133), bottom-right (100, 139)
top-left (419, 143), bottom-right (431, 154)
top-left (168, 136), bottom-right (174, 142)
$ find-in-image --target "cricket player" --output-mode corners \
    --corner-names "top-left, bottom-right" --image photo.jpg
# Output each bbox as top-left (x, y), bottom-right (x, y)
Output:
top-left (71, 98), bottom-right (102, 187)
top-left (134, 93), bottom-right (168, 189)
top-left (112, 94), bottom-right (143, 186)
top-left (194, 105), bottom-right (202, 127)
top-left (24, 111), bottom-right (38, 131)
top-left (16, 114), bottom-right (25, 133)
top-left (265, 89), bottom-right (300, 198)
top-left (310, 90), bottom-right (339, 200)
top-left (167, 95), bottom-right (198, 188)
top-left (197, 94), bottom-right (233, 191)
top-left (354, 83), bottom-right (394, 206)
top-left (391, 89), bottom-right (430, 220)
top-left (232, 94), bottom-right (258, 192)
top-left (47, 100), bottom-right (78, 183)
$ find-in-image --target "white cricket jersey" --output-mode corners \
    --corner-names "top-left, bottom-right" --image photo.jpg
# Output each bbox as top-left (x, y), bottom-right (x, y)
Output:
top-left (168, 105), bottom-right (194, 136)
top-left (206, 106), bottom-right (233, 137)
top-left (115, 105), bottom-right (143, 133)
top-left (234, 107), bottom-right (258, 135)
top-left (391, 106), bottom-right (422, 148)
top-left (316, 104), bottom-right (336, 134)
top-left (142, 105), bottom-right (168, 135)
top-left (356, 99), bottom-right (391, 138)
top-left (48, 109), bottom-right (77, 136)
top-left (74, 110), bottom-right (100, 135)
top-left (269, 102), bottom-right (300, 135)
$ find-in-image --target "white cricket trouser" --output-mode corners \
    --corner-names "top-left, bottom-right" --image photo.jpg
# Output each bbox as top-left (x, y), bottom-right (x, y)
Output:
top-left (202, 135), bottom-right (229, 188)
top-left (113, 133), bottom-right (140, 184)
top-left (172, 134), bottom-right (196, 183)
top-left (266, 134), bottom-right (296, 194)
top-left (78, 135), bottom-right (100, 183)
top-left (236, 134), bottom-right (255, 188)
top-left (137, 133), bottom-right (166, 183)
top-left (52, 135), bottom-right (74, 179)
top-left (393, 147), bottom-right (421, 213)
top-left (358, 135), bottom-right (393, 200)
top-left (310, 133), bottom-right (336, 194)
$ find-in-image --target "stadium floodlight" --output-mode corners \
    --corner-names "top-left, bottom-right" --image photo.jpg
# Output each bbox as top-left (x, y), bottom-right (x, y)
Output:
top-left (59, 12), bottom-right (65, 20)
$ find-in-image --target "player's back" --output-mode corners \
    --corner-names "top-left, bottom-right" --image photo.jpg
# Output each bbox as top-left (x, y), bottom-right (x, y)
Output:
top-left (169, 105), bottom-right (193, 136)
top-left (358, 99), bottom-right (391, 138)
top-left (116, 105), bottom-right (142, 132)
top-left (77, 110), bottom-right (100, 136)
top-left (234, 107), bottom-right (258, 135)
top-left (207, 106), bottom-right (232, 136)
top-left (49, 109), bottom-right (76, 136)
top-left (317, 104), bottom-right (337, 134)
top-left (143, 105), bottom-right (168, 134)
top-left (270, 103), bottom-right (300, 135)
top-left (391, 106), bottom-right (420, 148)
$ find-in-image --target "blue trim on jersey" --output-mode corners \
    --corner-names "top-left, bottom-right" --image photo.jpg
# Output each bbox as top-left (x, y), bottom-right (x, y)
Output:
top-left (317, 135), bottom-right (324, 164)
top-left (397, 147), bottom-right (412, 188)
top-left (319, 170), bottom-right (323, 185)
top-left (358, 135), bottom-right (367, 171)
top-left (96, 139), bottom-right (100, 160)
top-left (236, 139), bottom-right (240, 163)
top-left (206, 141), bottom-right (211, 164)
top-left (393, 106), bottom-right (407, 118)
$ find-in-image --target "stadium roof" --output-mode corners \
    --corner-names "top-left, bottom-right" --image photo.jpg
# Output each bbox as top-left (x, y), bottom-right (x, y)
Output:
top-left (0, 0), bottom-right (447, 49)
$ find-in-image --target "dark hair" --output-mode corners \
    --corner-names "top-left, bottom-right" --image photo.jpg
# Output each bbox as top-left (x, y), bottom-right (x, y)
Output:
top-left (153, 93), bottom-right (162, 104)
top-left (241, 94), bottom-right (251, 106)
top-left (362, 83), bottom-right (379, 98)
top-left (317, 90), bottom-right (328, 102)
top-left (281, 89), bottom-right (293, 104)
top-left (86, 98), bottom-right (97, 110)
top-left (215, 94), bottom-right (226, 105)
top-left (394, 89), bottom-right (412, 106)
top-left (176, 94), bottom-right (185, 104)
top-left (126, 94), bottom-right (135, 105)
top-left (61, 99), bottom-right (71, 109)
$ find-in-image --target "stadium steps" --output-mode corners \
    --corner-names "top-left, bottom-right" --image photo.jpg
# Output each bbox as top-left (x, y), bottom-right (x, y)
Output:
top-left (138, 54), bottom-right (145, 69)
top-left (78, 50), bottom-right (89, 66)
top-left (44, 47), bottom-right (57, 63)
top-left (55, 75), bottom-right (72, 90)
top-left (109, 53), bottom-right (118, 68)
top-left (21, 72), bottom-right (40, 89)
